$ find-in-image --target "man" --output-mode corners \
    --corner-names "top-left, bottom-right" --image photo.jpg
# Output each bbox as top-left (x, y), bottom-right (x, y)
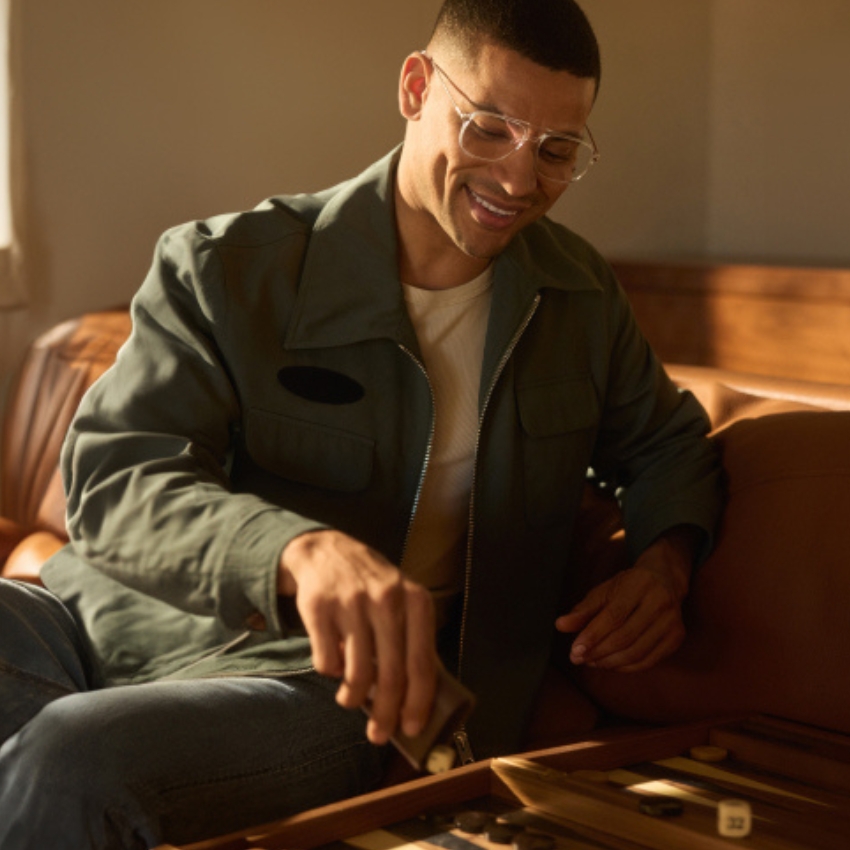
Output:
top-left (0, 1), bottom-right (722, 847)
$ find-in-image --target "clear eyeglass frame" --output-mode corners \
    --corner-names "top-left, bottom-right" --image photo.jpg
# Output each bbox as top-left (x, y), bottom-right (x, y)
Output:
top-left (423, 52), bottom-right (599, 184)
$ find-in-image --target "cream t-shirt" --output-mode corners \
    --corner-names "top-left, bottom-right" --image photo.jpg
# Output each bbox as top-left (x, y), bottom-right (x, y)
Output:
top-left (401, 267), bottom-right (493, 625)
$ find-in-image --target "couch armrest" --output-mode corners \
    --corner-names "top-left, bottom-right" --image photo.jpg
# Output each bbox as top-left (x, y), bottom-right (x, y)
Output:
top-left (570, 409), bottom-right (850, 736)
top-left (0, 516), bottom-right (29, 567)
top-left (1, 531), bottom-right (65, 584)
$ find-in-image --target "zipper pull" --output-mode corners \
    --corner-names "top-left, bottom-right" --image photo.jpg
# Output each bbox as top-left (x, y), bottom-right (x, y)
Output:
top-left (453, 729), bottom-right (475, 765)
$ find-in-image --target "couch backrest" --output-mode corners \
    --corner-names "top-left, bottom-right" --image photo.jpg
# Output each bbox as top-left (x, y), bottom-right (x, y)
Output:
top-left (1, 309), bottom-right (132, 536)
top-left (667, 363), bottom-right (850, 429)
top-left (613, 260), bottom-right (850, 385)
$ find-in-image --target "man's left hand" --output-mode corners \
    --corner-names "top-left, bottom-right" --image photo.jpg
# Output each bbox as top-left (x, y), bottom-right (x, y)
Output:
top-left (555, 527), bottom-right (699, 673)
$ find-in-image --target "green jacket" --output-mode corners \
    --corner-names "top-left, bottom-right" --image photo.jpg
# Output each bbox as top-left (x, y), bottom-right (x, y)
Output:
top-left (44, 149), bottom-right (722, 758)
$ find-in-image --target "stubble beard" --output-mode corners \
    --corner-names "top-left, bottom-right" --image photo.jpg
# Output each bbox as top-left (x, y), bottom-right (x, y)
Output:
top-left (444, 185), bottom-right (519, 261)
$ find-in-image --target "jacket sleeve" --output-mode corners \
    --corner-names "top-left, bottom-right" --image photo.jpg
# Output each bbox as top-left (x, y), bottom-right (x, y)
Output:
top-left (61, 223), bottom-right (326, 636)
top-left (590, 267), bottom-right (723, 565)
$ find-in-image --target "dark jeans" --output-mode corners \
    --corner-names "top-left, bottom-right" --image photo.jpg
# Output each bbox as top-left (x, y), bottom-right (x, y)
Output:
top-left (0, 579), bottom-right (384, 849)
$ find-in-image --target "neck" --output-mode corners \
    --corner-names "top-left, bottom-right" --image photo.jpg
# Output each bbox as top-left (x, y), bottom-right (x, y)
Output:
top-left (394, 174), bottom-right (490, 290)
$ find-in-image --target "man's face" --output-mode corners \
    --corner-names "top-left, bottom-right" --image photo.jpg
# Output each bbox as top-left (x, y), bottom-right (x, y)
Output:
top-left (397, 41), bottom-right (596, 271)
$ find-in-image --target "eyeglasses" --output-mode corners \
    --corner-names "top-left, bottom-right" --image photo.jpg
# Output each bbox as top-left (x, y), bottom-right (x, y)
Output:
top-left (424, 53), bottom-right (599, 184)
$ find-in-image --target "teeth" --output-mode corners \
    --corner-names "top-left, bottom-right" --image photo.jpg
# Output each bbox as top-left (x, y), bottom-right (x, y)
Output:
top-left (469, 188), bottom-right (518, 218)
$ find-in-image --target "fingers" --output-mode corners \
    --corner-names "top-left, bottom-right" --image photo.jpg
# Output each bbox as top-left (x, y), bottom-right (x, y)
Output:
top-left (399, 586), bottom-right (438, 737)
top-left (336, 610), bottom-right (378, 710)
top-left (554, 583), bottom-right (614, 664)
top-left (569, 574), bottom-right (641, 664)
top-left (296, 588), bottom-right (346, 680)
top-left (559, 565), bottom-right (686, 672)
top-left (280, 530), bottom-right (437, 745)
top-left (576, 600), bottom-right (685, 671)
top-left (369, 580), bottom-right (437, 743)
top-left (614, 623), bottom-right (685, 673)
top-left (359, 578), bottom-right (409, 743)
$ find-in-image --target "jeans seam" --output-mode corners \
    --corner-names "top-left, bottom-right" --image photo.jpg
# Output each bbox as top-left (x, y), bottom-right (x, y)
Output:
top-left (0, 660), bottom-right (77, 697)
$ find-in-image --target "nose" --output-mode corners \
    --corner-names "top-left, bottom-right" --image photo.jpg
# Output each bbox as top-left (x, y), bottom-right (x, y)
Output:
top-left (491, 142), bottom-right (539, 197)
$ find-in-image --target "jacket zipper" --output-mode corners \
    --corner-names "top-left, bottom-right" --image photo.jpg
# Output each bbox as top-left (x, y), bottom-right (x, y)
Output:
top-left (453, 294), bottom-right (542, 765)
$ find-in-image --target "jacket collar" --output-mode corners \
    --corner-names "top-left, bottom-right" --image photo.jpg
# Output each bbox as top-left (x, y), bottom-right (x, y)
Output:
top-left (284, 147), bottom-right (602, 353)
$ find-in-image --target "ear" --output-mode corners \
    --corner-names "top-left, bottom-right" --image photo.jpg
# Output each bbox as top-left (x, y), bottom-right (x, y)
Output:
top-left (398, 52), bottom-right (431, 121)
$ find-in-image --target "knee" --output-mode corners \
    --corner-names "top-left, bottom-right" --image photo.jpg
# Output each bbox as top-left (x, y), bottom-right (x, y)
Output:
top-left (3, 694), bottom-right (121, 792)
top-left (1, 706), bottom-right (156, 849)
top-left (0, 578), bottom-right (65, 618)
top-left (2, 689), bottom-right (161, 815)
top-left (0, 579), bottom-right (90, 692)
top-left (0, 695), bottom-right (158, 848)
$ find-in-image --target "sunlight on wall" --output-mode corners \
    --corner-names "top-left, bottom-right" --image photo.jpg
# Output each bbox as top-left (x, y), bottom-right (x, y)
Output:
top-left (0, 0), bottom-right (10, 249)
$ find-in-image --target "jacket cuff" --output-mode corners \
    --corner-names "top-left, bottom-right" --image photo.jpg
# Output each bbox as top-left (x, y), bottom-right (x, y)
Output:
top-left (625, 500), bottom-right (718, 567)
top-left (218, 507), bottom-right (328, 636)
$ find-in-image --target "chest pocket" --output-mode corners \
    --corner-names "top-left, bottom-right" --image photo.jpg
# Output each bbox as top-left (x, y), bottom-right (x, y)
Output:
top-left (517, 376), bottom-right (599, 526)
top-left (245, 408), bottom-right (374, 493)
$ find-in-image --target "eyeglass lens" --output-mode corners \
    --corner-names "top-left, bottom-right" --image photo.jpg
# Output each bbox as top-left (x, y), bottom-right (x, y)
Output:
top-left (461, 112), bottom-right (594, 182)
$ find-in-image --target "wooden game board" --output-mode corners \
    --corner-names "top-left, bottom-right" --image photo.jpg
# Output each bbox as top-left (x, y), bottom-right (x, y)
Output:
top-left (167, 716), bottom-right (850, 850)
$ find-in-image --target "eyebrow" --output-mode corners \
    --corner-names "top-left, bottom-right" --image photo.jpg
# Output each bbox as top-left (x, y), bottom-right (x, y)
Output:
top-left (476, 103), bottom-right (585, 141)
top-left (467, 90), bottom-right (584, 138)
top-left (464, 90), bottom-right (501, 115)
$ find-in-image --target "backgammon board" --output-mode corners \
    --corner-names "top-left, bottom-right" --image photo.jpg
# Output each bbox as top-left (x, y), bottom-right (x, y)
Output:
top-left (167, 716), bottom-right (850, 850)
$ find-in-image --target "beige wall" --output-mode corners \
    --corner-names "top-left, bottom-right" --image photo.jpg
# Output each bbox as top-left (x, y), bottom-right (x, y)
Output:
top-left (0, 0), bottom-right (442, 396)
top-left (707, 0), bottom-right (850, 265)
top-left (575, 0), bottom-right (850, 266)
top-left (561, 0), bottom-right (713, 259)
top-left (1, 0), bottom-right (849, 412)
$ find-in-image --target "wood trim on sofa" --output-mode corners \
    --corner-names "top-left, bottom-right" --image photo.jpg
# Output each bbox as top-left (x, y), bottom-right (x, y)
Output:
top-left (611, 260), bottom-right (850, 385)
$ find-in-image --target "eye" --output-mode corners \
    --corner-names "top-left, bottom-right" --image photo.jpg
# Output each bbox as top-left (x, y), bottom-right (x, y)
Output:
top-left (539, 139), bottom-right (579, 164)
top-left (469, 113), bottom-right (512, 143)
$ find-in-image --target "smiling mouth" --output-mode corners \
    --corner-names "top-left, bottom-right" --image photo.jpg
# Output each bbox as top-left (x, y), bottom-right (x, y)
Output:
top-left (467, 187), bottom-right (521, 219)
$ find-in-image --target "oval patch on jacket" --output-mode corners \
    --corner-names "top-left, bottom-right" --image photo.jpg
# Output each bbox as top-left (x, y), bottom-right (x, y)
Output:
top-left (277, 365), bottom-right (365, 405)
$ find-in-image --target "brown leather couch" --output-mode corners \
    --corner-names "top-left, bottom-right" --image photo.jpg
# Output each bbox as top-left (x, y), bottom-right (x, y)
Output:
top-left (0, 309), bottom-right (131, 582)
top-left (571, 365), bottom-right (850, 736)
top-left (2, 309), bottom-right (850, 745)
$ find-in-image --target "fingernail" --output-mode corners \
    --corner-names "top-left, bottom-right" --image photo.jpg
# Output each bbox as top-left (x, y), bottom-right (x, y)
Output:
top-left (367, 719), bottom-right (388, 745)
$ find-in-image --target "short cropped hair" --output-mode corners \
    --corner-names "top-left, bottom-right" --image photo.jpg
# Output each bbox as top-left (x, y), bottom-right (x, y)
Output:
top-left (431, 0), bottom-right (601, 84)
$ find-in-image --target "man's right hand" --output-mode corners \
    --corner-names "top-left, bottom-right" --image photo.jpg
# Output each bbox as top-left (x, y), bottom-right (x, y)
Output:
top-left (279, 529), bottom-right (438, 747)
